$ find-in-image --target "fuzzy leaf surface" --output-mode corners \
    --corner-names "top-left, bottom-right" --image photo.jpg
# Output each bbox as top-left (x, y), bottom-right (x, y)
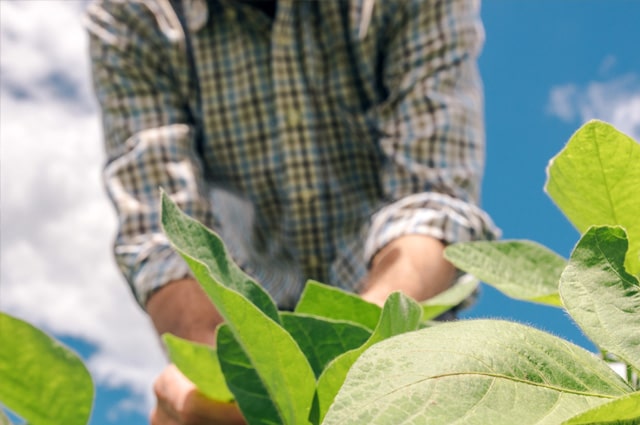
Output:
top-left (295, 281), bottom-right (381, 331)
top-left (445, 240), bottom-right (566, 306)
top-left (559, 226), bottom-right (640, 371)
top-left (562, 391), bottom-right (640, 424)
top-left (161, 194), bottom-right (316, 425)
top-left (216, 325), bottom-right (281, 425)
top-left (0, 312), bottom-right (94, 425)
top-left (163, 333), bottom-right (233, 402)
top-left (313, 292), bottom-right (421, 424)
top-left (280, 313), bottom-right (371, 378)
top-left (322, 320), bottom-right (633, 425)
top-left (160, 191), bottom-right (279, 321)
top-left (545, 120), bottom-right (640, 275)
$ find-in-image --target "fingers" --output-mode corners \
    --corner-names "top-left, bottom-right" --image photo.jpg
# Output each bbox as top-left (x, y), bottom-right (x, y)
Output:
top-left (152, 364), bottom-right (195, 424)
top-left (151, 364), bottom-right (247, 425)
top-left (154, 364), bottom-right (197, 404)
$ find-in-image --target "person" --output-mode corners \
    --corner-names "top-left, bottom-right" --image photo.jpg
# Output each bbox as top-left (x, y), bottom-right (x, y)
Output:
top-left (86, 0), bottom-right (498, 423)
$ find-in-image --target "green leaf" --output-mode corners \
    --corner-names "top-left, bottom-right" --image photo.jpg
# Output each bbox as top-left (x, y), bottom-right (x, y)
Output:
top-left (562, 391), bottom-right (640, 424)
top-left (313, 292), bottom-right (421, 424)
top-left (444, 240), bottom-right (566, 306)
top-left (295, 281), bottom-right (381, 331)
top-left (280, 313), bottom-right (371, 378)
top-left (161, 194), bottom-right (316, 425)
top-left (0, 312), bottom-right (94, 425)
top-left (216, 325), bottom-right (281, 425)
top-left (160, 191), bottom-right (279, 322)
top-left (420, 274), bottom-right (480, 321)
top-left (559, 226), bottom-right (640, 371)
top-left (163, 333), bottom-right (234, 402)
top-left (322, 320), bottom-right (633, 425)
top-left (545, 120), bottom-right (640, 275)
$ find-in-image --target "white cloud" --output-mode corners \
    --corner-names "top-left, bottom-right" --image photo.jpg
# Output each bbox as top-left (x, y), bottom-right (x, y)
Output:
top-left (547, 73), bottom-right (640, 141)
top-left (0, 0), bottom-right (165, 416)
top-left (547, 84), bottom-right (579, 122)
top-left (598, 55), bottom-right (617, 77)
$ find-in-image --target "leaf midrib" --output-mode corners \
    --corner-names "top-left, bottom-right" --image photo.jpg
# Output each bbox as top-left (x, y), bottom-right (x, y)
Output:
top-left (592, 125), bottom-right (619, 225)
top-left (369, 371), bottom-right (622, 401)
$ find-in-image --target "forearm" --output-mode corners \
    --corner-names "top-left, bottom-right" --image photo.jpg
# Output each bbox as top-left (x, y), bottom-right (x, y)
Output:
top-left (363, 0), bottom-right (497, 301)
top-left (359, 235), bottom-right (457, 307)
top-left (146, 278), bottom-right (223, 346)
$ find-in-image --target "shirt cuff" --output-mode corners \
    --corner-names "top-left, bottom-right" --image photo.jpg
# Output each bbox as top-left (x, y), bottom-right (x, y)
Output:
top-left (128, 241), bottom-right (193, 308)
top-left (364, 192), bottom-right (501, 266)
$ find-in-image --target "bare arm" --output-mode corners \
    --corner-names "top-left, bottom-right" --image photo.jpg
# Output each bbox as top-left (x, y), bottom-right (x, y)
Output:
top-left (359, 235), bottom-right (456, 307)
top-left (146, 278), bottom-right (223, 346)
top-left (360, 0), bottom-right (496, 307)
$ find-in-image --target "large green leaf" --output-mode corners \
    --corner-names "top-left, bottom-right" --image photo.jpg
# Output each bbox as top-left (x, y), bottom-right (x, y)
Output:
top-left (163, 333), bottom-right (234, 402)
top-left (295, 281), bottom-right (381, 331)
top-left (562, 391), bottom-right (640, 424)
top-left (444, 240), bottom-right (566, 306)
top-left (0, 313), bottom-right (94, 425)
top-left (545, 120), bottom-right (640, 275)
top-left (280, 313), bottom-right (371, 378)
top-left (216, 325), bottom-right (281, 425)
top-left (160, 191), bottom-right (279, 322)
top-left (313, 292), bottom-right (421, 424)
top-left (322, 320), bottom-right (633, 425)
top-left (420, 274), bottom-right (480, 321)
top-left (559, 226), bottom-right (640, 371)
top-left (161, 194), bottom-right (316, 425)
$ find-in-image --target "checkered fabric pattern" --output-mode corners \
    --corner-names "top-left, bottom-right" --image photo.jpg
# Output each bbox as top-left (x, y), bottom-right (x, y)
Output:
top-left (86, 0), bottom-right (499, 309)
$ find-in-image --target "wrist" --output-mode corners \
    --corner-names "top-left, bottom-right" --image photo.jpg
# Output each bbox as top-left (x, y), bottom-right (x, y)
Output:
top-left (362, 234), bottom-right (456, 304)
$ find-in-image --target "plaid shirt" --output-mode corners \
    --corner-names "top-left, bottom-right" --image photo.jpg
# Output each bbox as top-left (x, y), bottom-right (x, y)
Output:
top-left (86, 0), bottom-right (498, 309)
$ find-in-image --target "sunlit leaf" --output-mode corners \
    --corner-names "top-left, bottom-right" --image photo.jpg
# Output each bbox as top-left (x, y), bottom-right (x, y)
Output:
top-left (323, 320), bottom-right (633, 425)
top-left (216, 325), bottom-right (281, 425)
top-left (313, 292), bottom-right (421, 424)
top-left (161, 193), bottom-right (316, 425)
top-left (445, 240), bottom-right (565, 306)
top-left (295, 281), bottom-right (381, 331)
top-left (562, 391), bottom-right (640, 424)
top-left (545, 120), bottom-right (640, 275)
top-left (160, 191), bottom-right (279, 322)
top-left (559, 226), bottom-right (640, 371)
top-left (163, 333), bottom-right (234, 402)
top-left (0, 313), bottom-right (94, 425)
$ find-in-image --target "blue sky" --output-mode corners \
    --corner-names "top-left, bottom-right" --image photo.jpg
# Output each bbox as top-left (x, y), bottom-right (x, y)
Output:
top-left (1, 1), bottom-right (639, 424)
top-left (469, 0), bottom-right (640, 351)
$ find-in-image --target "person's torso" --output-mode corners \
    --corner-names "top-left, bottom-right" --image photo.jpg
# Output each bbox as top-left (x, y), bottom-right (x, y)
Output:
top-left (185, 0), bottom-right (389, 306)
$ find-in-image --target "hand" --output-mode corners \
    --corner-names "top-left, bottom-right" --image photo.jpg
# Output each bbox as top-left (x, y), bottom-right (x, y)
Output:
top-left (150, 364), bottom-right (246, 425)
top-left (360, 235), bottom-right (457, 306)
top-left (146, 279), bottom-right (242, 423)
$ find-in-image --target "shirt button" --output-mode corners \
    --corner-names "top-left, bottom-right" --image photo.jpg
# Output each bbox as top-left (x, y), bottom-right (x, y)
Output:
top-left (286, 110), bottom-right (301, 127)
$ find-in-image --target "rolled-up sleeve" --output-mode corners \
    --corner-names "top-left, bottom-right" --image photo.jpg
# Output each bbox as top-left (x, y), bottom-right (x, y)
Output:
top-left (86, 0), bottom-right (214, 307)
top-left (364, 0), bottom-right (499, 263)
